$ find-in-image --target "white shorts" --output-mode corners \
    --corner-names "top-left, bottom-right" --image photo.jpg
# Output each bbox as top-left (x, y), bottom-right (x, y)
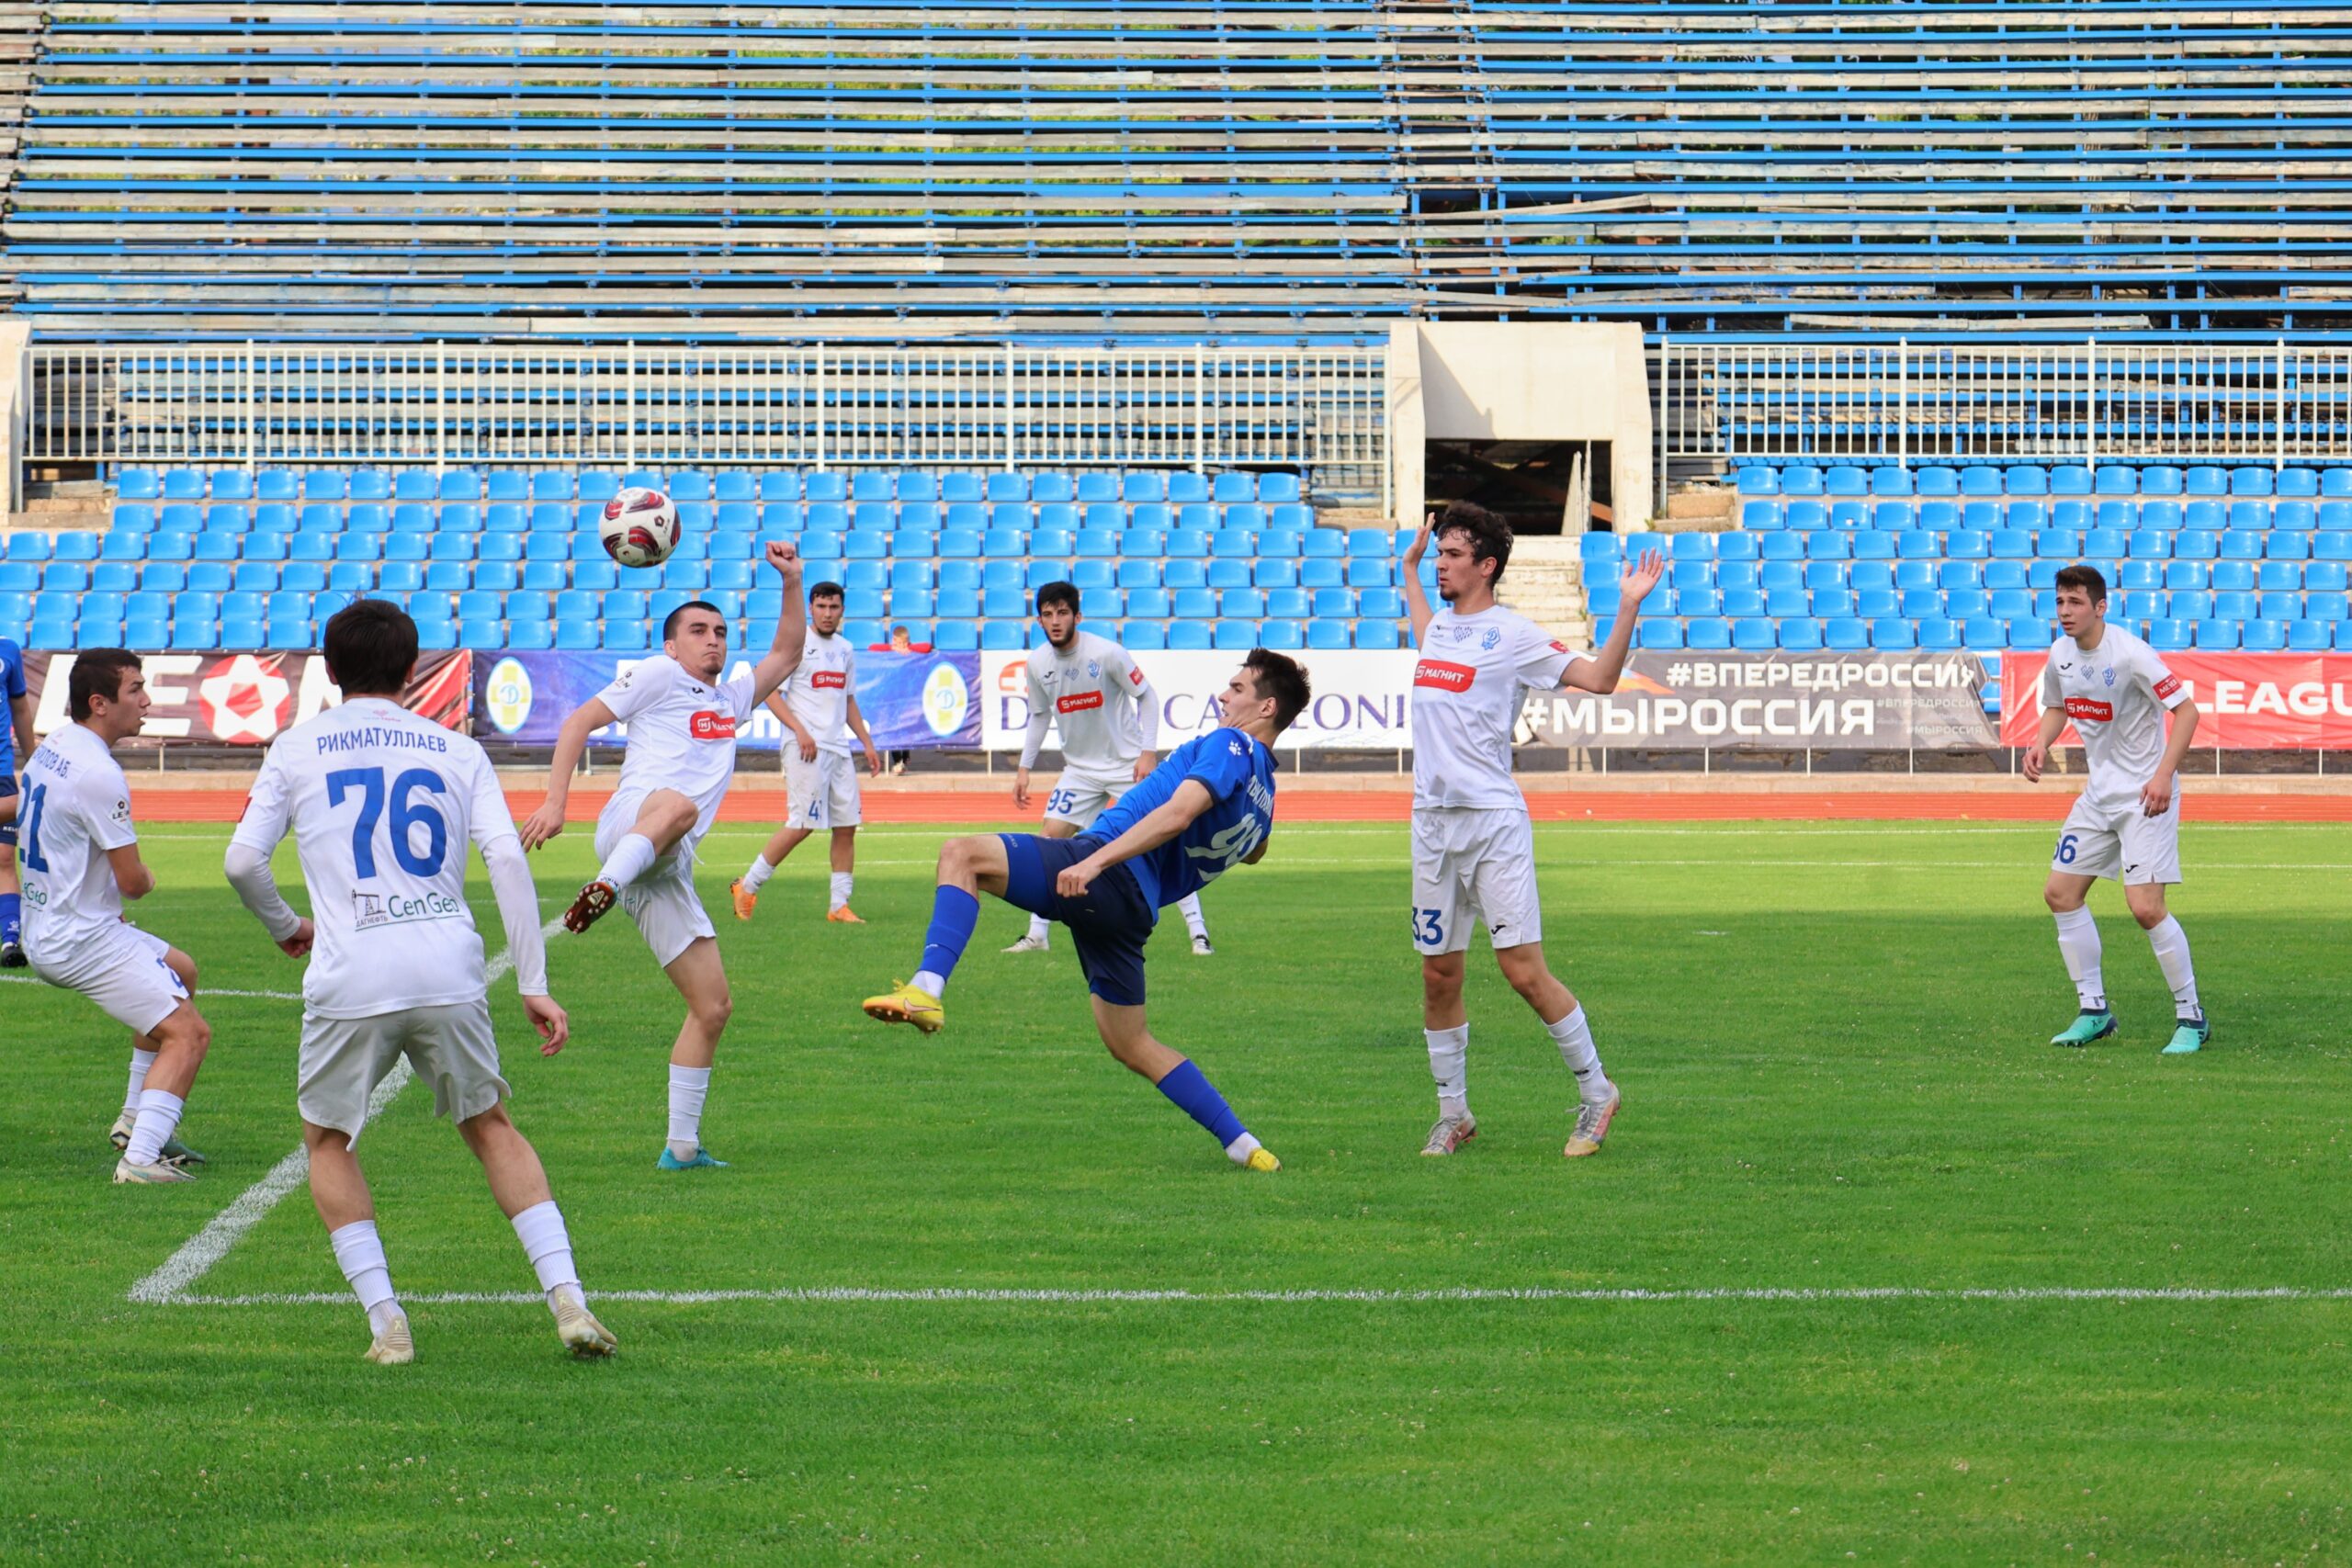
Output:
top-left (2052, 793), bottom-right (2183, 886)
top-left (1042, 769), bottom-right (1130, 829)
top-left (1410, 808), bottom-right (1544, 956)
top-left (299, 1000), bottom-right (509, 1145)
top-left (786, 750), bottom-right (863, 830)
top-left (34, 923), bottom-right (188, 1036)
top-left (594, 814), bottom-right (716, 968)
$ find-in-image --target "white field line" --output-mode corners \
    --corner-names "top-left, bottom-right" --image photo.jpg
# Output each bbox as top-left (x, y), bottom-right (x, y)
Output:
top-left (1, 975), bottom-right (305, 1000)
top-left (126, 915), bottom-right (566, 1307)
top-left (159, 1284), bottom-right (2352, 1309)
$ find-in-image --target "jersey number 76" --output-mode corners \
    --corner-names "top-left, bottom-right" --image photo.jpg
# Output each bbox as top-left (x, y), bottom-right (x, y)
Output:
top-left (326, 767), bottom-right (450, 879)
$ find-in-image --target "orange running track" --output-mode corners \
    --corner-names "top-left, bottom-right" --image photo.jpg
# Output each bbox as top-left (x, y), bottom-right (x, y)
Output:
top-left (129, 787), bottom-right (2352, 825)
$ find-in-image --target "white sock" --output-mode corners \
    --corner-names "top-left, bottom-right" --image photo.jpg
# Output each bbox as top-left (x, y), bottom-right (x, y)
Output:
top-left (2053, 906), bottom-right (2106, 1010)
top-left (913, 968), bottom-right (947, 996)
top-left (1177, 894), bottom-right (1209, 941)
top-left (1025, 914), bottom-right (1050, 944)
top-left (830, 872), bottom-right (854, 910)
top-left (510, 1199), bottom-right (582, 1306)
top-left (1544, 1006), bottom-right (1613, 1104)
top-left (124, 1048), bottom-right (157, 1119)
top-left (1224, 1130), bottom-right (1262, 1166)
top-left (740, 853), bottom-right (776, 895)
top-left (667, 1064), bottom-right (710, 1158)
top-left (328, 1219), bottom-right (400, 1330)
top-left (123, 1088), bottom-right (185, 1166)
top-left (595, 832), bottom-right (659, 894)
top-left (2145, 914), bottom-right (2200, 1018)
top-left (1425, 1024), bottom-right (1470, 1122)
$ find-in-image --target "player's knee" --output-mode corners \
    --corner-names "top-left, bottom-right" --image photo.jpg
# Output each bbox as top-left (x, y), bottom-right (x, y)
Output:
top-left (2127, 891), bottom-right (2168, 929)
top-left (2043, 881), bottom-right (2083, 913)
top-left (693, 989), bottom-right (734, 1035)
top-left (936, 835), bottom-right (980, 877)
top-left (166, 1009), bottom-right (212, 1060)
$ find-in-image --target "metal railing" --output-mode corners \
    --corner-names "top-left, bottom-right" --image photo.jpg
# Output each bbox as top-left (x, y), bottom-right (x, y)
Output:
top-left (1656, 340), bottom-right (2352, 488)
top-left (19, 341), bottom-right (1389, 499)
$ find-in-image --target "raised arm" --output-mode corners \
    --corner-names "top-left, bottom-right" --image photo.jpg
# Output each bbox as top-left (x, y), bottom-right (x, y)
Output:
top-left (1054, 779), bottom-right (1214, 897)
top-left (749, 541), bottom-right (808, 706)
top-left (1400, 516), bottom-right (1437, 644)
top-left (1561, 548), bottom-right (1665, 694)
top-left (518, 695), bottom-right (616, 850)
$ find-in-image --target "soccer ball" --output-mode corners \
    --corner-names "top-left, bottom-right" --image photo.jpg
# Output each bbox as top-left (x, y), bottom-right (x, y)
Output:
top-left (599, 486), bottom-right (682, 568)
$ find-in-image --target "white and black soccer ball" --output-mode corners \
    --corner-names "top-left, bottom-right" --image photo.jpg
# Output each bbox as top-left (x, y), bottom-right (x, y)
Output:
top-left (599, 486), bottom-right (682, 568)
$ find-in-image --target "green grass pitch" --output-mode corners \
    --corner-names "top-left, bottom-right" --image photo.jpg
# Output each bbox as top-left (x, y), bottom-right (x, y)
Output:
top-left (5, 818), bottom-right (2352, 1564)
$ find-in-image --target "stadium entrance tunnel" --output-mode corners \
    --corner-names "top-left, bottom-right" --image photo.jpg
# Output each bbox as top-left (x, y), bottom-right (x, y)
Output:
top-left (1385, 321), bottom-right (1654, 532)
top-left (1423, 438), bottom-right (1611, 536)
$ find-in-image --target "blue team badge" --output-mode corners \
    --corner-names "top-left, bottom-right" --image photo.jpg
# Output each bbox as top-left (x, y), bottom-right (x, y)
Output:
top-left (1480, 628), bottom-right (1501, 651)
top-left (2104, 668), bottom-right (2116, 687)
top-left (1087, 660), bottom-right (1100, 680)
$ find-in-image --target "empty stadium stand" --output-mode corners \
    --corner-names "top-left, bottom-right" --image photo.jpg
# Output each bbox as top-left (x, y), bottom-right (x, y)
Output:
top-left (1585, 463), bottom-right (2352, 658)
top-left (6, 3), bottom-right (2349, 337)
top-left (0, 466), bottom-right (1415, 655)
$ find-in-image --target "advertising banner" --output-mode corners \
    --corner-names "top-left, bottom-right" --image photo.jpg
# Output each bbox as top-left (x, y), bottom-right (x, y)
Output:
top-left (1520, 651), bottom-right (1997, 750)
top-left (978, 648), bottom-right (1421, 752)
top-left (475, 649), bottom-right (982, 750)
top-left (24, 650), bottom-right (473, 745)
top-left (2001, 652), bottom-right (2352, 750)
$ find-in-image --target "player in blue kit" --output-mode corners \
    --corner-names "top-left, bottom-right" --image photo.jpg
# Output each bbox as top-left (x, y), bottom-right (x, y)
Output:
top-left (0, 632), bottom-right (32, 967)
top-left (863, 649), bottom-right (1310, 1171)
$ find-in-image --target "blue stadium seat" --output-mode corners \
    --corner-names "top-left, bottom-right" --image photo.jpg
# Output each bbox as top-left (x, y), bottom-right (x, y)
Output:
top-left (2185, 467), bottom-right (2228, 497)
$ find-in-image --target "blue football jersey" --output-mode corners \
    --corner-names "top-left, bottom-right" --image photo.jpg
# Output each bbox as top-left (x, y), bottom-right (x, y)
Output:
top-left (0, 637), bottom-right (23, 771)
top-left (1088, 727), bottom-right (1277, 909)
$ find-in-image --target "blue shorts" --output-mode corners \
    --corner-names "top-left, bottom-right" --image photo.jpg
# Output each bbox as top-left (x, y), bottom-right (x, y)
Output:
top-left (998, 832), bottom-right (1157, 1007)
top-left (0, 770), bottom-right (15, 849)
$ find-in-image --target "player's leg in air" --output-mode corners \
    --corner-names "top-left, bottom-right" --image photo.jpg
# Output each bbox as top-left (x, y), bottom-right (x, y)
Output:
top-left (654, 935), bottom-right (734, 1168)
top-left (565, 787), bottom-right (697, 933)
top-left (301, 1024), bottom-right (613, 1363)
top-left (1003, 814), bottom-right (1081, 953)
top-left (2043, 868), bottom-right (2118, 1046)
top-left (866, 832), bottom-right (1277, 1170)
top-left (107, 944), bottom-right (210, 1169)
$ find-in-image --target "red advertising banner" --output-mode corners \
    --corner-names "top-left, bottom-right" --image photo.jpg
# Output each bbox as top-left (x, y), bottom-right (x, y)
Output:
top-left (2001, 652), bottom-right (2352, 750)
top-left (23, 650), bottom-right (474, 746)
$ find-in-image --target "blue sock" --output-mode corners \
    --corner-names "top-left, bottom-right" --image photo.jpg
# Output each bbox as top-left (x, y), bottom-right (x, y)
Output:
top-left (914, 885), bottom-right (980, 995)
top-left (1155, 1059), bottom-right (1247, 1148)
top-left (0, 891), bottom-right (17, 944)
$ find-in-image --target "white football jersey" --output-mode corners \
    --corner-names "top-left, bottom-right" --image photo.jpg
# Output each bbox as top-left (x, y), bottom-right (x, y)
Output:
top-left (231, 698), bottom-right (520, 1021)
top-left (1410, 604), bottom-right (1584, 810)
top-left (17, 721), bottom-right (141, 966)
top-left (1025, 630), bottom-right (1158, 779)
top-left (595, 654), bottom-right (759, 844)
top-left (780, 629), bottom-right (856, 754)
top-left (2041, 625), bottom-right (2188, 814)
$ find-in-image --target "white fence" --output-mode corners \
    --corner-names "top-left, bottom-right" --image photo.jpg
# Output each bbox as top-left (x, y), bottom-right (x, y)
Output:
top-left (1657, 340), bottom-right (2352, 485)
top-left (18, 341), bottom-right (1389, 497)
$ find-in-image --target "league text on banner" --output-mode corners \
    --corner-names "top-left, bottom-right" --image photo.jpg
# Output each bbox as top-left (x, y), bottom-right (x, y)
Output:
top-left (2002, 652), bottom-right (2352, 750)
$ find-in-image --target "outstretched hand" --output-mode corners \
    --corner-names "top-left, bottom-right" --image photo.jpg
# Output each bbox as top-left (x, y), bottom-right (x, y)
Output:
top-left (1402, 514), bottom-right (1435, 570)
top-left (1619, 548), bottom-right (1666, 604)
